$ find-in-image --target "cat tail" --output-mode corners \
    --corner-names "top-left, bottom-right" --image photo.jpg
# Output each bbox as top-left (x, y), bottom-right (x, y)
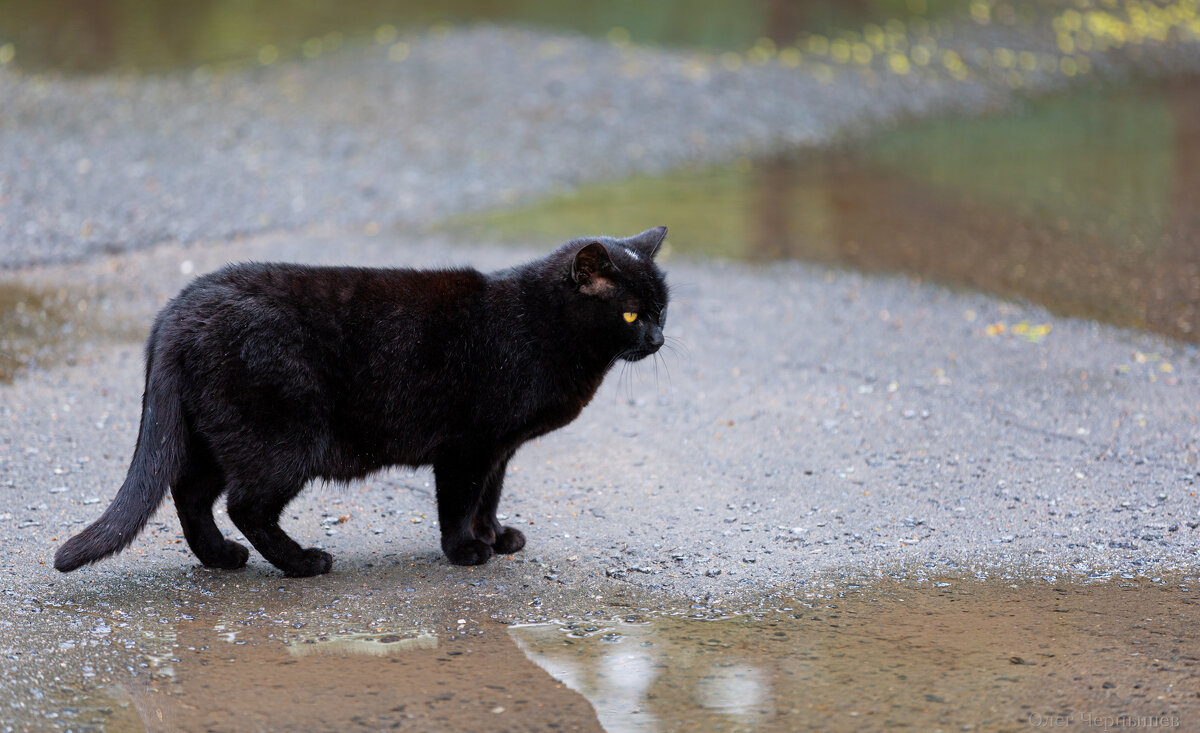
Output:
top-left (55, 335), bottom-right (188, 572)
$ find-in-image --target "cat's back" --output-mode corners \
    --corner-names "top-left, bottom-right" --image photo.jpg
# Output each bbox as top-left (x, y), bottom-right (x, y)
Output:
top-left (156, 262), bottom-right (492, 369)
top-left (152, 262), bottom-right (496, 438)
top-left (166, 261), bottom-right (486, 323)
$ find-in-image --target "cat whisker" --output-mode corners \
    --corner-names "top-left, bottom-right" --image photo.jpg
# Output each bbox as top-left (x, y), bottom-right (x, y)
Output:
top-left (664, 336), bottom-right (691, 358)
top-left (618, 361), bottom-right (634, 402)
top-left (603, 351), bottom-right (625, 375)
top-left (654, 351), bottom-right (672, 388)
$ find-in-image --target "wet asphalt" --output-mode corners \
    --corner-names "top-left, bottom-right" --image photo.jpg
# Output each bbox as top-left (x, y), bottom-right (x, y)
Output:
top-left (2, 17), bottom-right (1200, 729)
top-left (4, 227), bottom-right (1198, 600)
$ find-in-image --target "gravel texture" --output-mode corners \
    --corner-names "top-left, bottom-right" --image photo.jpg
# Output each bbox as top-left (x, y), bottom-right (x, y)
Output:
top-left (4, 17), bottom-right (1200, 268)
top-left (2, 229), bottom-right (1197, 596)
top-left (3, 231), bottom-right (1198, 724)
top-left (3, 17), bottom-right (1200, 727)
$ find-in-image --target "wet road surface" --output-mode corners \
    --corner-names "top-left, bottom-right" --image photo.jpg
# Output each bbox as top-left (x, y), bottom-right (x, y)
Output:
top-left (0, 227), bottom-right (1195, 729)
top-left (4, 3), bottom-right (1200, 730)
top-left (8, 568), bottom-right (1198, 730)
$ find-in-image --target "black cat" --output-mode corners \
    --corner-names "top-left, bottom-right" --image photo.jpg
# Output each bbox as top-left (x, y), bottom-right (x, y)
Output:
top-left (55, 227), bottom-right (669, 577)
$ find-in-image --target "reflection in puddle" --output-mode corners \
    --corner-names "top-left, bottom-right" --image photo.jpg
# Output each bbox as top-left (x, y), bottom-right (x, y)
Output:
top-left (453, 77), bottom-right (1200, 343)
top-left (287, 629), bottom-right (438, 657)
top-left (18, 576), bottom-right (1200, 731)
top-left (511, 577), bottom-right (1200, 731)
top-left (0, 279), bottom-right (141, 382)
top-left (55, 619), bottom-right (602, 732)
top-left (0, 282), bottom-right (84, 383)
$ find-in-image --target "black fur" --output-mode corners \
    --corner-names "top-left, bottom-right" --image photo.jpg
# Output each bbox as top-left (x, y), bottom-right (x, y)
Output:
top-left (54, 228), bottom-right (669, 577)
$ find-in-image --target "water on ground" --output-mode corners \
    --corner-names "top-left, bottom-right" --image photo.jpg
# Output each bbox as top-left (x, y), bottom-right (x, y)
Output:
top-left (451, 76), bottom-right (1200, 343)
top-left (12, 575), bottom-right (1197, 731)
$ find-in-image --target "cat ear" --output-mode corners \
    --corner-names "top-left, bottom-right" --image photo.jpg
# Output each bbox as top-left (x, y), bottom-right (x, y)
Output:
top-left (626, 226), bottom-right (667, 259)
top-left (572, 242), bottom-right (614, 294)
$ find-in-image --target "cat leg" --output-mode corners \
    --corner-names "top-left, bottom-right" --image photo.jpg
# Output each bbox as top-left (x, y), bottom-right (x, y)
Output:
top-left (471, 453), bottom-right (525, 555)
top-left (172, 444), bottom-right (248, 570)
top-left (226, 479), bottom-right (332, 577)
top-left (434, 454), bottom-right (505, 566)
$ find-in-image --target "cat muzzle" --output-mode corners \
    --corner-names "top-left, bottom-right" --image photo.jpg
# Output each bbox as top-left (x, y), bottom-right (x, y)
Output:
top-left (623, 327), bottom-right (664, 361)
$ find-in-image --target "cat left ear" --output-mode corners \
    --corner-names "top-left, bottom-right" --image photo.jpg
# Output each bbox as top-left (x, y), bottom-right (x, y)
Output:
top-left (572, 242), bottom-right (615, 294)
top-left (626, 226), bottom-right (667, 259)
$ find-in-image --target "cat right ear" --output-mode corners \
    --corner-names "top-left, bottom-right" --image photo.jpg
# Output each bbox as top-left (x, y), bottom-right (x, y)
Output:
top-left (626, 226), bottom-right (667, 259)
top-left (572, 242), bottom-right (614, 295)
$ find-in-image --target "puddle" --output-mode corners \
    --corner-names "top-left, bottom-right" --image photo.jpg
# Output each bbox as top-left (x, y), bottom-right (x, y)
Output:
top-left (511, 577), bottom-right (1200, 731)
top-left (0, 279), bottom-right (142, 383)
top-left (18, 576), bottom-right (1200, 731)
top-left (44, 616), bottom-right (603, 732)
top-left (0, 0), bottom-right (959, 74)
top-left (451, 76), bottom-right (1200, 344)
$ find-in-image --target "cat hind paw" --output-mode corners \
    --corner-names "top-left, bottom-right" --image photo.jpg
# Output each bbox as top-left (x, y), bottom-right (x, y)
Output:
top-left (281, 548), bottom-right (334, 577)
top-left (200, 540), bottom-right (250, 570)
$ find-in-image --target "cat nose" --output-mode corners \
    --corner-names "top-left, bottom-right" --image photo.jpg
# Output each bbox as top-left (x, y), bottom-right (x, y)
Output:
top-left (648, 326), bottom-right (664, 349)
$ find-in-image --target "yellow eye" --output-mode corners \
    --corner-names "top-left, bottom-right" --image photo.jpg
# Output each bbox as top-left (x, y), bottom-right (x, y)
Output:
top-left (623, 312), bottom-right (638, 323)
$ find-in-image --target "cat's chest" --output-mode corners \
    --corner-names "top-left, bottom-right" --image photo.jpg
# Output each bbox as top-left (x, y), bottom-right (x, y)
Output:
top-left (498, 371), bottom-right (600, 442)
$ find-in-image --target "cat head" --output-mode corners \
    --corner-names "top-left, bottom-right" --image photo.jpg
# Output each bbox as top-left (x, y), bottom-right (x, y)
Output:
top-left (560, 226), bottom-right (669, 363)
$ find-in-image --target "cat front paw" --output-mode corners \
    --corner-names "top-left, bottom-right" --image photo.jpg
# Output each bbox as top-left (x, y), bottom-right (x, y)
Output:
top-left (443, 538), bottom-right (494, 566)
top-left (493, 526), bottom-right (526, 554)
